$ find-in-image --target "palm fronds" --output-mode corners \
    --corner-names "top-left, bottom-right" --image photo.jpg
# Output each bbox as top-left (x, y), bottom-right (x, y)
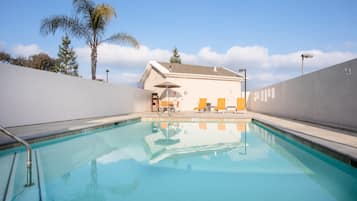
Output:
top-left (102, 33), bottom-right (140, 48)
top-left (40, 15), bottom-right (89, 40)
top-left (40, 0), bottom-right (140, 80)
top-left (73, 0), bottom-right (95, 18)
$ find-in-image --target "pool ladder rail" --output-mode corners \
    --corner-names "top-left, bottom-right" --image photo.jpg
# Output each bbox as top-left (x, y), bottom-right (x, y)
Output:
top-left (0, 126), bottom-right (34, 187)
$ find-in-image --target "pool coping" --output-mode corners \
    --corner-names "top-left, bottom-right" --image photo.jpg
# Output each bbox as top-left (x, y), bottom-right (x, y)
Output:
top-left (252, 118), bottom-right (357, 168)
top-left (0, 117), bottom-right (141, 150)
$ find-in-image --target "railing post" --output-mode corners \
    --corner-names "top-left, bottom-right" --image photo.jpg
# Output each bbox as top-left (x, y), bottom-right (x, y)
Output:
top-left (25, 148), bottom-right (33, 187)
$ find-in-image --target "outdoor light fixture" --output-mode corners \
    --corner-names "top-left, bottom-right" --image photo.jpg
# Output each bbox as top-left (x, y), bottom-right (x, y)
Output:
top-left (238, 68), bottom-right (247, 109)
top-left (106, 69), bottom-right (109, 83)
top-left (301, 53), bottom-right (314, 75)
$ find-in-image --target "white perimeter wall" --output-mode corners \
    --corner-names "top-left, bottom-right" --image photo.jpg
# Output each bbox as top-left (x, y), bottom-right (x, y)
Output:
top-left (144, 70), bottom-right (242, 110)
top-left (0, 63), bottom-right (151, 127)
top-left (248, 58), bottom-right (357, 131)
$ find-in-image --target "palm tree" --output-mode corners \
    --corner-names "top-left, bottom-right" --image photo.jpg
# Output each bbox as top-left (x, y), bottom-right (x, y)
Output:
top-left (40, 0), bottom-right (139, 80)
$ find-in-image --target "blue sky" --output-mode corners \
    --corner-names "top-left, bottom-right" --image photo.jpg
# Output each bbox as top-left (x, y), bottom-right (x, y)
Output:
top-left (1, 0), bottom-right (357, 89)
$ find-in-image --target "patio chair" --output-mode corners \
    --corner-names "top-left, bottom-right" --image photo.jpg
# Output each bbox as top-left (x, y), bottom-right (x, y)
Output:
top-left (194, 98), bottom-right (207, 112)
top-left (159, 101), bottom-right (168, 112)
top-left (214, 98), bottom-right (226, 112)
top-left (159, 101), bottom-right (175, 112)
top-left (236, 98), bottom-right (246, 113)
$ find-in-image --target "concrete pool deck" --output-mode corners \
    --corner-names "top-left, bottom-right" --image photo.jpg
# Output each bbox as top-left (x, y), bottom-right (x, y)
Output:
top-left (1, 111), bottom-right (356, 166)
top-left (0, 114), bottom-right (142, 149)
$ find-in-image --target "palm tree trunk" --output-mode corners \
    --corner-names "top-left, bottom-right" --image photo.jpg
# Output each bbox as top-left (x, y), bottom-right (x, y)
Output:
top-left (91, 45), bottom-right (97, 80)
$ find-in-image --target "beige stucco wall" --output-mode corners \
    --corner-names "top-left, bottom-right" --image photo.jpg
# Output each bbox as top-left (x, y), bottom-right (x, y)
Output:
top-left (144, 69), bottom-right (242, 111)
top-left (247, 58), bottom-right (357, 131)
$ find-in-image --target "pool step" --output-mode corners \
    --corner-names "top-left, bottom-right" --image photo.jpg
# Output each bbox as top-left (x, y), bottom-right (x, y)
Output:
top-left (2, 150), bottom-right (45, 201)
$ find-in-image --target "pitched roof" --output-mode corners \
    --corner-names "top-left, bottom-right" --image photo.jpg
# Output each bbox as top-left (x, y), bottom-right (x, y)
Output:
top-left (158, 62), bottom-right (241, 78)
top-left (139, 61), bottom-right (243, 84)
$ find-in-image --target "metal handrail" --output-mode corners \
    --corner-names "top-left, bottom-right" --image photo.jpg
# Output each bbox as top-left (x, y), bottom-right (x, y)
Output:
top-left (0, 126), bottom-right (33, 187)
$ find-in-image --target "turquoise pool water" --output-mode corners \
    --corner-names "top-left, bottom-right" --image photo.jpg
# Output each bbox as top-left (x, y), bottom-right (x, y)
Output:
top-left (1, 121), bottom-right (356, 201)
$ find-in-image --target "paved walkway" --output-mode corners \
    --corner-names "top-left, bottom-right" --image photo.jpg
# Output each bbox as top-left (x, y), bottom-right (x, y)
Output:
top-left (1, 111), bottom-right (356, 164)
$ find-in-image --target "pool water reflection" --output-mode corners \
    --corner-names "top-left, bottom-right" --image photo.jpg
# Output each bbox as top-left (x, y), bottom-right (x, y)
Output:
top-left (1, 121), bottom-right (356, 201)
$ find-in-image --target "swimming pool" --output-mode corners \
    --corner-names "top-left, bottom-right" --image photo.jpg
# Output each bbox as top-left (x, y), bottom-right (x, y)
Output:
top-left (1, 120), bottom-right (356, 201)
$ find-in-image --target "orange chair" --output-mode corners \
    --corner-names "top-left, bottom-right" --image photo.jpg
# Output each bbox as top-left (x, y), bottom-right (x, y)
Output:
top-left (194, 98), bottom-right (207, 112)
top-left (214, 98), bottom-right (226, 112)
top-left (159, 101), bottom-right (168, 112)
top-left (160, 100), bottom-right (175, 112)
top-left (236, 98), bottom-right (246, 112)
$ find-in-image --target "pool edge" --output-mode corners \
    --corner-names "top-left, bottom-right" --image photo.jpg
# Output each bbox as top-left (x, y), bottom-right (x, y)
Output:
top-left (252, 118), bottom-right (357, 168)
top-left (2, 115), bottom-right (356, 169)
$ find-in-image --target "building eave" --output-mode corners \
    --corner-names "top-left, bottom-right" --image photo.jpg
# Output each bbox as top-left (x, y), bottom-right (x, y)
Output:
top-left (222, 67), bottom-right (244, 78)
top-left (165, 72), bottom-right (243, 81)
top-left (140, 61), bottom-right (244, 83)
top-left (139, 61), bottom-right (167, 83)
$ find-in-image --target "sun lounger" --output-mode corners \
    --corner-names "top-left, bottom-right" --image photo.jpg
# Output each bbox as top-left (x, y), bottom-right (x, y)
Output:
top-left (214, 98), bottom-right (226, 112)
top-left (236, 98), bottom-right (246, 113)
top-left (194, 98), bottom-right (207, 112)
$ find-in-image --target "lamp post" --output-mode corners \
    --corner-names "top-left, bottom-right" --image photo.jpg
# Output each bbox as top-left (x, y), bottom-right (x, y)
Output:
top-left (238, 68), bottom-right (247, 109)
top-left (106, 69), bottom-right (109, 83)
top-left (301, 53), bottom-right (314, 75)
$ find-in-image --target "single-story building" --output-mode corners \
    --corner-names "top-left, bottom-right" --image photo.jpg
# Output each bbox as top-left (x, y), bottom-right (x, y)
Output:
top-left (139, 61), bottom-right (244, 111)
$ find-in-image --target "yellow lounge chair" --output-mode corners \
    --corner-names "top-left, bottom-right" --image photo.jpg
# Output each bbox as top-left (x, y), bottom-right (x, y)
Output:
top-left (236, 98), bottom-right (246, 112)
top-left (194, 98), bottom-right (207, 112)
top-left (214, 98), bottom-right (226, 112)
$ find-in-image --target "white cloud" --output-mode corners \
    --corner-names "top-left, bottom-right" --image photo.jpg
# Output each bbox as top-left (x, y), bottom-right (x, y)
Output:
top-left (97, 146), bottom-right (147, 164)
top-left (75, 43), bottom-right (357, 89)
top-left (76, 43), bottom-right (356, 70)
top-left (268, 49), bottom-right (357, 69)
top-left (76, 44), bottom-right (172, 67)
top-left (12, 44), bottom-right (45, 57)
